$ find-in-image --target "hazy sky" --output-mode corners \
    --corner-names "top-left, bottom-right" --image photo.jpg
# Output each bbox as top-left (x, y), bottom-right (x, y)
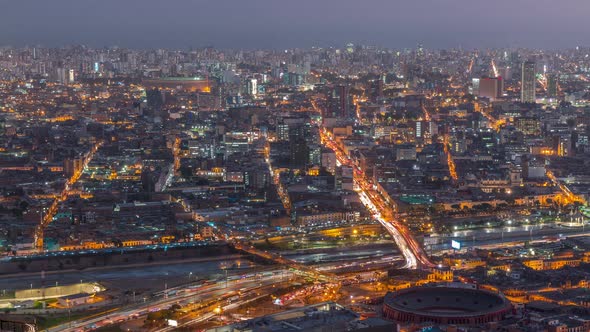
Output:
top-left (1, 0), bottom-right (589, 49)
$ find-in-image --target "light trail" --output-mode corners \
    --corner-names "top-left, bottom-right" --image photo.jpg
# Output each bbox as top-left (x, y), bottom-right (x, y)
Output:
top-left (467, 58), bottom-right (474, 74)
top-left (318, 126), bottom-right (433, 269)
top-left (421, 104), bottom-right (431, 121)
top-left (538, 74), bottom-right (547, 91)
top-left (35, 140), bottom-right (104, 251)
top-left (474, 105), bottom-right (505, 132)
top-left (50, 272), bottom-right (295, 332)
top-left (314, 95), bottom-right (434, 269)
top-left (443, 134), bottom-right (458, 180)
top-left (546, 170), bottom-right (587, 206)
top-left (491, 59), bottom-right (499, 77)
top-left (264, 145), bottom-right (291, 214)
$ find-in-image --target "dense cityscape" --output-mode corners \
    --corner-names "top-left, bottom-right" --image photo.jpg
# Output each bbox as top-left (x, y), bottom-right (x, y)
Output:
top-left (0, 40), bottom-right (589, 332)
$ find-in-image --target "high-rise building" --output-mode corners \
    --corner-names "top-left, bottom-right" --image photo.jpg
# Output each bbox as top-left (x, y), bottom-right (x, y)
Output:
top-left (471, 78), bottom-right (480, 96)
top-left (246, 78), bottom-right (258, 96)
top-left (367, 79), bottom-right (383, 102)
top-left (288, 125), bottom-right (309, 169)
top-left (478, 77), bottom-right (503, 100)
top-left (327, 85), bottom-right (352, 118)
top-left (547, 73), bottom-right (559, 98)
top-left (146, 88), bottom-right (164, 110)
top-left (277, 123), bottom-right (289, 141)
top-left (521, 61), bottom-right (536, 103)
top-left (68, 69), bottom-right (75, 83)
top-left (56, 67), bottom-right (67, 84)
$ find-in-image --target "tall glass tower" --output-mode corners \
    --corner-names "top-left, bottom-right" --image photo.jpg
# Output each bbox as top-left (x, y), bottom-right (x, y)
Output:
top-left (521, 61), bottom-right (536, 103)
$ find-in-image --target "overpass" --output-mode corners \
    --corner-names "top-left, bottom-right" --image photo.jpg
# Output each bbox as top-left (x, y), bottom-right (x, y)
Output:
top-left (230, 241), bottom-right (338, 283)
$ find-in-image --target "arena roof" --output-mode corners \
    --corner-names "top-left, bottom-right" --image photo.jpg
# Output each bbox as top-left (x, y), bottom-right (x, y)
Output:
top-left (384, 286), bottom-right (511, 318)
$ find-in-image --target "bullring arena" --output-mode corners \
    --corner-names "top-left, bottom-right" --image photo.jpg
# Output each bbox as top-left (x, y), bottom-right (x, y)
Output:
top-left (382, 285), bottom-right (512, 325)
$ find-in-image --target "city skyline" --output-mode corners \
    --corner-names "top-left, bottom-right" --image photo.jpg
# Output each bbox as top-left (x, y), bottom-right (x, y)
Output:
top-left (2, 0), bottom-right (590, 49)
top-left (2, 2), bottom-right (590, 331)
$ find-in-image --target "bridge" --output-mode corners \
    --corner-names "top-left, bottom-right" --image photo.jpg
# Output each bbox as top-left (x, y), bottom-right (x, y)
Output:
top-left (230, 241), bottom-right (338, 283)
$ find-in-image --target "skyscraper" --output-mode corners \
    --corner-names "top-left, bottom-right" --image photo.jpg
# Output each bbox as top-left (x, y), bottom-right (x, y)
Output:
top-left (547, 73), bottom-right (559, 98)
top-left (246, 78), bottom-right (258, 96)
top-left (521, 61), bottom-right (536, 103)
top-left (478, 77), bottom-right (503, 100)
top-left (335, 85), bottom-right (351, 118)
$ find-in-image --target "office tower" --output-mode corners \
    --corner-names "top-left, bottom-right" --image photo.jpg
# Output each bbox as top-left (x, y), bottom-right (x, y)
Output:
top-left (368, 79), bottom-right (384, 102)
top-left (277, 123), bottom-right (289, 141)
top-left (521, 61), bottom-right (536, 103)
top-left (288, 124), bottom-right (309, 168)
top-left (246, 78), bottom-right (257, 96)
top-left (471, 78), bottom-right (480, 96)
top-left (68, 69), bottom-right (75, 84)
top-left (415, 121), bottom-right (423, 139)
top-left (289, 137), bottom-right (308, 169)
top-left (547, 73), bottom-right (559, 98)
top-left (56, 67), bottom-right (67, 84)
top-left (308, 144), bottom-right (321, 166)
top-left (478, 77), bottom-right (503, 100)
top-left (146, 88), bottom-right (164, 110)
top-left (328, 85), bottom-right (352, 118)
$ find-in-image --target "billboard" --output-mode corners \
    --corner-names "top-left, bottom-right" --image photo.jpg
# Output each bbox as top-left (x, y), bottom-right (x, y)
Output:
top-left (451, 240), bottom-right (461, 250)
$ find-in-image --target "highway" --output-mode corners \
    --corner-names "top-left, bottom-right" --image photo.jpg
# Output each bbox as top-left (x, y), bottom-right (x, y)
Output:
top-left (318, 125), bottom-right (434, 269)
top-left (231, 241), bottom-right (337, 282)
top-left (47, 270), bottom-right (295, 332)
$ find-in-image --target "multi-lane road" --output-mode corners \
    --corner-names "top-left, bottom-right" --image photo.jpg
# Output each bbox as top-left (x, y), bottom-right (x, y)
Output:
top-left (319, 127), bottom-right (434, 269)
top-left (47, 270), bottom-right (295, 332)
top-left (311, 96), bottom-right (432, 269)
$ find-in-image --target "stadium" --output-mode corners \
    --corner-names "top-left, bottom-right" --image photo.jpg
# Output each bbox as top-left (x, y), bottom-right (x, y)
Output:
top-left (382, 285), bottom-right (512, 325)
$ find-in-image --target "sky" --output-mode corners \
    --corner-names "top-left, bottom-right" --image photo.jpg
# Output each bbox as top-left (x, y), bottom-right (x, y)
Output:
top-left (1, 0), bottom-right (590, 50)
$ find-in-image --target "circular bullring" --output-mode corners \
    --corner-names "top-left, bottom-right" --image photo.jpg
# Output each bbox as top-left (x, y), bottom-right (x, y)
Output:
top-left (383, 286), bottom-right (512, 325)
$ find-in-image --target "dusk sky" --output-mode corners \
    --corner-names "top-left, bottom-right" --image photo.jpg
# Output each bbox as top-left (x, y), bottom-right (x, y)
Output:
top-left (2, 0), bottom-right (590, 49)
